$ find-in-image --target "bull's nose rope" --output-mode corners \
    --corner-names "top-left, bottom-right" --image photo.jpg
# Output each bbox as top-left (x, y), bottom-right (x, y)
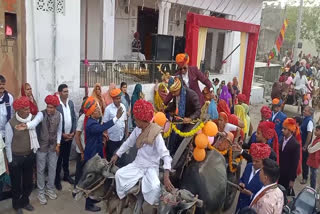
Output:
top-left (76, 177), bottom-right (107, 198)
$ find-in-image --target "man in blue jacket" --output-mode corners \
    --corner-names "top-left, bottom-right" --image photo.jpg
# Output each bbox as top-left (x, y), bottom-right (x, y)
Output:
top-left (271, 98), bottom-right (287, 142)
top-left (236, 143), bottom-right (271, 212)
top-left (82, 96), bottom-right (123, 212)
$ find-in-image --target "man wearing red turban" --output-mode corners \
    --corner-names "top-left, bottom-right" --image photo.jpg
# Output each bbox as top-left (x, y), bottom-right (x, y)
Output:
top-left (163, 53), bottom-right (213, 106)
top-left (236, 143), bottom-right (270, 211)
top-left (111, 99), bottom-right (174, 206)
top-left (260, 106), bottom-right (272, 121)
top-left (5, 96), bottom-right (37, 213)
top-left (20, 95), bottom-right (62, 205)
top-left (278, 118), bottom-right (301, 193)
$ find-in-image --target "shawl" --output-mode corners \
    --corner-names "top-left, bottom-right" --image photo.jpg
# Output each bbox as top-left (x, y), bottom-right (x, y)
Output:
top-left (219, 85), bottom-right (232, 105)
top-left (217, 99), bottom-right (231, 116)
top-left (91, 83), bottom-right (106, 114)
top-left (131, 84), bottom-right (143, 113)
top-left (16, 113), bottom-right (40, 153)
top-left (102, 83), bottom-right (116, 107)
top-left (21, 83), bottom-right (38, 116)
top-left (242, 103), bottom-right (251, 134)
top-left (136, 123), bottom-right (162, 149)
top-left (208, 100), bottom-right (218, 120)
top-left (234, 105), bottom-right (248, 134)
top-left (154, 82), bottom-right (168, 111)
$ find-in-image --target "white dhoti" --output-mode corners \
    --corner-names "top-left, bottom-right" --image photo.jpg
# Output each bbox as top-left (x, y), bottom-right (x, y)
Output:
top-left (115, 162), bottom-right (160, 205)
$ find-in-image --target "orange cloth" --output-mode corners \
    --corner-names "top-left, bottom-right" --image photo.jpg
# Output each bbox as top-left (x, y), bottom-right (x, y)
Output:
top-left (91, 83), bottom-right (106, 114)
top-left (110, 88), bottom-right (122, 98)
top-left (175, 53), bottom-right (189, 66)
top-left (283, 118), bottom-right (298, 132)
top-left (219, 112), bottom-right (228, 123)
top-left (82, 96), bottom-right (97, 117)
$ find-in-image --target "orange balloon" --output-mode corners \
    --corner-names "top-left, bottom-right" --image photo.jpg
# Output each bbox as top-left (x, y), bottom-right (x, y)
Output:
top-left (154, 112), bottom-right (167, 127)
top-left (195, 133), bottom-right (208, 149)
top-left (203, 121), bottom-right (218, 137)
top-left (193, 147), bottom-right (206, 162)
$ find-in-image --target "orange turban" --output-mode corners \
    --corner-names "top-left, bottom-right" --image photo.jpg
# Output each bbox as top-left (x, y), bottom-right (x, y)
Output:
top-left (250, 143), bottom-right (271, 160)
top-left (283, 118), bottom-right (298, 133)
top-left (45, 95), bottom-right (60, 107)
top-left (110, 88), bottom-right (122, 98)
top-left (82, 96), bottom-right (97, 116)
top-left (133, 99), bottom-right (154, 122)
top-left (13, 96), bottom-right (30, 111)
top-left (272, 98), bottom-right (283, 106)
top-left (219, 112), bottom-right (228, 123)
top-left (175, 53), bottom-right (189, 66)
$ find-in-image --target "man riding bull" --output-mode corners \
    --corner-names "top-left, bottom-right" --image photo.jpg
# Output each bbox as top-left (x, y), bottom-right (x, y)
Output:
top-left (110, 99), bottom-right (174, 207)
top-left (293, 66), bottom-right (312, 105)
top-left (165, 77), bottom-right (201, 155)
top-left (163, 53), bottom-right (213, 106)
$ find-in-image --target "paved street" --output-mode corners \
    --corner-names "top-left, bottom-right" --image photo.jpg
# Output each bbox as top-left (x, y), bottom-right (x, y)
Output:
top-left (0, 103), bottom-right (319, 214)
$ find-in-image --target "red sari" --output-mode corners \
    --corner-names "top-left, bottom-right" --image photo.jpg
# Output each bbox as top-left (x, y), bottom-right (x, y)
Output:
top-left (21, 83), bottom-right (38, 115)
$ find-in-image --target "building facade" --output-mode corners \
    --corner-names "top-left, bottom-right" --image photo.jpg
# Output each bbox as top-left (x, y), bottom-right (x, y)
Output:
top-left (23, 0), bottom-right (263, 110)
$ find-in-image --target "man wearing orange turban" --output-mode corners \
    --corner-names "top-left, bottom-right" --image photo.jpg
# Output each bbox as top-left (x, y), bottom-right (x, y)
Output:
top-left (164, 53), bottom-right (213, 106)
top-left (278, 118), bottom-right (301, 193)
top-left (271, 98), bottom-right (287, 141)
top-left (82, 96), bottom-right (123, 212)
top-left (236, 143), bottom-right (270, 211)
top-left (103, 88), bottom-right (128, 162)
top-left (110, 99), bottom-right (174, 206)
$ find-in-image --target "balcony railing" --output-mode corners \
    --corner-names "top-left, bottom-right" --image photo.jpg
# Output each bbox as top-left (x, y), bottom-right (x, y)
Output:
top-left (80, 60), bottom-right (178, 87)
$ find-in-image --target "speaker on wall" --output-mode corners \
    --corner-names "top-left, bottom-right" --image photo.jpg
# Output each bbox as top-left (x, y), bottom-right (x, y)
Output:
top-left (151, 34), bottom-right (174, 60)
top-left (174, 36), bottom-right (186, 58)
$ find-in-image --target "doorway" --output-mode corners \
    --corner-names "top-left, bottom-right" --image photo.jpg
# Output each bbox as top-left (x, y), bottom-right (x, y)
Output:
top-left (137, 7), bottom-right (159, 60)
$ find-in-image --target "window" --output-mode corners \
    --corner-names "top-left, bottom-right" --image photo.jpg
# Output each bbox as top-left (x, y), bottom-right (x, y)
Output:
top-left (36, 0), bottom-right (65, 15)
top-left (5, 12), bottom-right (17, 38)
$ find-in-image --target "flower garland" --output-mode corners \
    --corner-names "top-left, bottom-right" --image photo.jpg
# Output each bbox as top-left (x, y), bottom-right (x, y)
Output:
top-left (228, 149), bottom-right (243, 173)
top-left (171, 122), bottom-right (204, 138)
top-left (207, 143), bottom-right (228, 156)
top-left (163, 124), bottom-right (172, 138)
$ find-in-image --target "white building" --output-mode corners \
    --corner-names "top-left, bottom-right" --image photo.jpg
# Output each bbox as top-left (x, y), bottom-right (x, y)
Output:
top-left (25, 0), bottom-right (264, 110)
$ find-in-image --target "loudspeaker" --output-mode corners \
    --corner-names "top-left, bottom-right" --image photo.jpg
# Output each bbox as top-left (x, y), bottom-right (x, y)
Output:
top-left (174, 36), bottom-right (186, 58)
top-left (151, 34), bottom-right (174, 60)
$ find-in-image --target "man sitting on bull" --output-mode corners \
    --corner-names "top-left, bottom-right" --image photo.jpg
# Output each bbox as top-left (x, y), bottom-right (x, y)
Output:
top-left (110, 99), bottom-right (174, 207)
top-left (165, 77), bottom-right (201, 155)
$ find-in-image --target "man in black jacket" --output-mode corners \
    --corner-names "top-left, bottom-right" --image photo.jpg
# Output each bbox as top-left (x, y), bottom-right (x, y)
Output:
top-left (55, 84), bottom-right (77, 190)
top-left (279, 118), bottom-right (301, 194)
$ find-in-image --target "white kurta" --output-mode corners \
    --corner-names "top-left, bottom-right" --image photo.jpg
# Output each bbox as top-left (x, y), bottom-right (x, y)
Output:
top-left (115, 127), bottom-right (172, 205)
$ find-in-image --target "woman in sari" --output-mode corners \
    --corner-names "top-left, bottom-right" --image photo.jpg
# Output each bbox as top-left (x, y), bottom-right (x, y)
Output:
top-left (21, 83), bottom-right (38, 115)
top-left (102, 83), bottom-right (116, 107)
top-left (131, 84), bottom-right (145, 128)
top-left (242, 103), bottom-right (253, 136)
top-left (91, 83), bottom-right (106, 114)
top-left (219, 85), bottom-right (232, 108)
top-left (234, 104), bottom-right (248, 135)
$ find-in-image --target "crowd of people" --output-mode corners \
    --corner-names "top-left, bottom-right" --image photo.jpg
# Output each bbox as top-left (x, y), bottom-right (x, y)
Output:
top-left (0, 52), bottom-right (319, 214)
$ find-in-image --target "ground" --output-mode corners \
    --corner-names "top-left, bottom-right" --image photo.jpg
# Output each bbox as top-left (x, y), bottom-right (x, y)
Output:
top-left (0, 103), bottom-right (319, 214)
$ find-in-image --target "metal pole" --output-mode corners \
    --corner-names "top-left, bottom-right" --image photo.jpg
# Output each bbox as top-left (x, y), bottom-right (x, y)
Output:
top-left (293, 0), bottom-right (303, 63)
top-left (84, 0), bottom-right (89, 96)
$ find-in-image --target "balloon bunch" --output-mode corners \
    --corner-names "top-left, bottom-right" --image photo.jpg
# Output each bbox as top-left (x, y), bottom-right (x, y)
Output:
top-left (193, 121), bottom-right (218, 162)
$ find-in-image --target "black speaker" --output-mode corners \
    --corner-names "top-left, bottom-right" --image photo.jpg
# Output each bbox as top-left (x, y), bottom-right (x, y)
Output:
top-left (151, 34), bottom-right (174, 60)
top-left (174, 36), bottom-right (186, 58)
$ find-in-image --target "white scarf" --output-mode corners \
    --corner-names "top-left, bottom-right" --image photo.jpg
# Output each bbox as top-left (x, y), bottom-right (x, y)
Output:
top-left (16, 113), bottom-right (40, 153)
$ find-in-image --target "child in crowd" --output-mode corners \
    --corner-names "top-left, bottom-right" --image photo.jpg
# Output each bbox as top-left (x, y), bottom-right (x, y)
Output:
top-left (307, 125), bottom-right (320, 189)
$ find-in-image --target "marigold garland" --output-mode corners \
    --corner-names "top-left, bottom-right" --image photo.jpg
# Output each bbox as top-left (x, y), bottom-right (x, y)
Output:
top-left (208, 144), bottom-right (228, 156)
top-left (228, 149), bottom-right (243, 173)
top-left (171, 122), bottom-right (204, 138)
top-left (163, 124), bottom-right (172, 138)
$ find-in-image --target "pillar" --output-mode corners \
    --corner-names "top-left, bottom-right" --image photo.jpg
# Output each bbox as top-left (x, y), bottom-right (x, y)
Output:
top-left (102, 0), bottom-right (115, 60)
top-left (162, 2), bottom-right (171, 35)
top-left (157, 1), bottom-right (165, 34)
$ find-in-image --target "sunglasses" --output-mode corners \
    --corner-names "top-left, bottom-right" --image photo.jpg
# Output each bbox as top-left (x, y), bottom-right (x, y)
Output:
top-left (179, 66), bottom-right (187, 71)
